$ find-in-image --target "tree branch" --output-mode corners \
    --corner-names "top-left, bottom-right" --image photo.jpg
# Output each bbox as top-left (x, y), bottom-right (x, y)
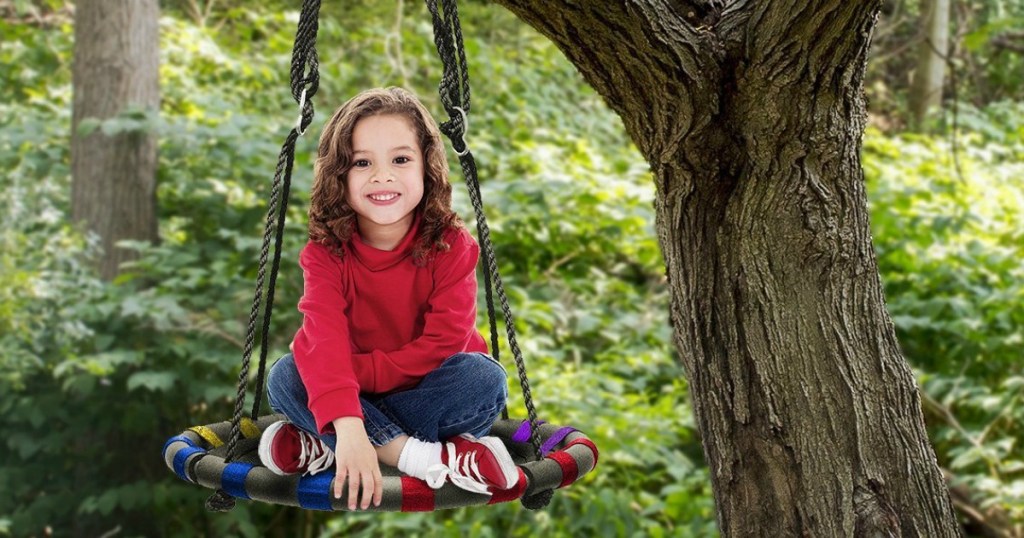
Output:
top-left (943, 468), bottom-right (1017, 538)
top-left (490, 1), bottom-right (703, 93)
top-left (991, 30), bottom-right (1024, 54)
top-left (721, 0), bottom-right (883, 87)
top-left (490, 0), bottom-right (723, 162)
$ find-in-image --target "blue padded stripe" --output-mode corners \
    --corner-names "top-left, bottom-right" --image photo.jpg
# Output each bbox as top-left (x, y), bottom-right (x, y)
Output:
top-left (297, 472), bottom-right (334, 511)
top-left (163, 434), bottom-right (197, 455)
top-left (221, 462), bottom-right (254, 500)
top-left (167, 436), bottom-right (204, 482)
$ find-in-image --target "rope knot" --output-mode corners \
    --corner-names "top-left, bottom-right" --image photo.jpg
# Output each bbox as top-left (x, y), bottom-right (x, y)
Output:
top-left (521, 489), bottom-right (554, 510)
top-left (205, 489), bottom-right (236, 512)
top-left (441, 105), bottom-right (470, 156)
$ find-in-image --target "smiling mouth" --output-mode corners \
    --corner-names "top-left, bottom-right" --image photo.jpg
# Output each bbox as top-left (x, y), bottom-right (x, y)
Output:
top-left (368, 193), bottom-right (400, 202)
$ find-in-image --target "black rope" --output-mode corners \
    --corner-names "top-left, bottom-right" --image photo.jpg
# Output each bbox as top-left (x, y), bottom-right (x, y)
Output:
top-left (424, 0), bottom-right (552, 509)
top-left (251, 0), bottom-right (321, 422)
top-left (423, 1), bottom-right (500, 380)
top-left (206, 0), bottom-right (322, 513)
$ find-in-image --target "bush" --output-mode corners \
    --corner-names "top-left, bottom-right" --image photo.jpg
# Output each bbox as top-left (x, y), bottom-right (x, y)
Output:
top-left (865, 116), bottom-right (1024, 526)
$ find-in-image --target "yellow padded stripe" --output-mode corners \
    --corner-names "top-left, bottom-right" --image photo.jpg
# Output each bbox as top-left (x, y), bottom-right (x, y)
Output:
top-left (188, 425), bottom-right (224, 448)
top-left (240, 417), bottom-right (260, 439)
top-left (188, 418), bottom-right (260, 448)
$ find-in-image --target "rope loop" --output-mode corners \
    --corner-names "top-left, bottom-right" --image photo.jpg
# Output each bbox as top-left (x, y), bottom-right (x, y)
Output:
top-left (205, 489), bottom-right (236, 512)
top-left (295, 87), bottom-right (310, 135)
top-left (290, 1), bottom-right (321, 96)
top-left (290, 0), bottom-right (321, 136)
top-left (449, 106), bottom-right (470, 156)
top-left (521, 489), bottom-right (554, 510)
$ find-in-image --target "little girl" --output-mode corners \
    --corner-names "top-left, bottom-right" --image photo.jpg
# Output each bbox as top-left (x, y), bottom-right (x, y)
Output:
top-left (258, 87), bottom-right (518, 511)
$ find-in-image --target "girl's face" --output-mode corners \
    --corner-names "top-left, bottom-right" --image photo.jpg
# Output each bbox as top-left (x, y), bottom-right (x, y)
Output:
top-left (345, 114), bottom-right (425, 242)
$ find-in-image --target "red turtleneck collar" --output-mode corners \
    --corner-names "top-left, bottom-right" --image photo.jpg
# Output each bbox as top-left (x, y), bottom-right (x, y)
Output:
top-left (349, 214), bottom-right (421, 272)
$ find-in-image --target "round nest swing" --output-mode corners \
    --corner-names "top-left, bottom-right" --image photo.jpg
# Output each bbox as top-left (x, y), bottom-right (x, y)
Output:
top-left (163, 416), bottom-right (597, 511)
top-left (162, 0), bottom-right (598, 512)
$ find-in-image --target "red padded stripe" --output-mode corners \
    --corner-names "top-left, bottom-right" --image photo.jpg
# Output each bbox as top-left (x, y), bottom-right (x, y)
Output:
top-left (566, 438), bottom-right (600, 466)
top-left (488, 468), bottom-right (528, 504)
top-left (400, 476), bottom-right (435, 512)
top-left (547, 450), bottom-right (579, 489)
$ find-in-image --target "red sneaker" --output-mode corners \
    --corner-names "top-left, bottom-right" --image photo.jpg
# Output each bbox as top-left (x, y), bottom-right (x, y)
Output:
top-left (425, 434), bottom-right (518, 494)
top-left (258, 420), bottom-right (335, 476)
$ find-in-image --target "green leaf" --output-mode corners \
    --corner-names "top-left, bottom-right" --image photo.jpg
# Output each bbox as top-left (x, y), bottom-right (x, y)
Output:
top-left (100, 117), bottom-right (126, 136)
top-left (126, 371), bottom-right (177, 392)
top-left (76, 117), bottom-right (102, 136)
top-left (96, 489), bottom-right (118, 516)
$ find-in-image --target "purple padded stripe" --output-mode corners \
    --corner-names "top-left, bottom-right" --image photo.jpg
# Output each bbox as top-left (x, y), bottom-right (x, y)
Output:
top-left (511, 420), bottom-right (545, 443)
top-left (541, 427), bottom-right (578, 455)
top-left (511, 420), bottom-right (577, 456)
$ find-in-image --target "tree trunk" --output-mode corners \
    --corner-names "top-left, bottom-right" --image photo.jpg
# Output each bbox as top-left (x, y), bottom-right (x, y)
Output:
top-left (493, 1), bottom-right (962, 536)
top-left (909, 0), bottom-right (951, 128)
top-left (71, 0), bottom-right (160, 280)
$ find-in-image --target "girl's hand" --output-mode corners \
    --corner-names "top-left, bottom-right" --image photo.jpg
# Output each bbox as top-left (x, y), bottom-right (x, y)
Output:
top-left (331, 417), bottom-right (383, 510)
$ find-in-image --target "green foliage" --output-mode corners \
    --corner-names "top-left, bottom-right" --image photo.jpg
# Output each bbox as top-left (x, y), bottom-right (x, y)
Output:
top-left (868, 0), bottom-right (1024, 128)
top-left (957, 1), bottom-right (1024, 104)
top-left (865, 115), bottom-right (1024, 525)
top-left (1, 2), bottom-right (1022, 537)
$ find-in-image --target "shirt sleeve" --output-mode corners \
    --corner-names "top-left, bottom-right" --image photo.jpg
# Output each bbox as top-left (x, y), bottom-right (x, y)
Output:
top-left (291, 241), bottom-right (363, 433)
top-left (352, 229), bottom-right (484, 393)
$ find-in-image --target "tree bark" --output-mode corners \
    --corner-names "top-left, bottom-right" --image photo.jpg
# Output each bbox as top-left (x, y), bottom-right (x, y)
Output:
top-left (909, 0), bottom-right (951, 128)
top-left (492, 1), bottom-right (962, 535)
top-left (71, 0), bottom-right (160, 280)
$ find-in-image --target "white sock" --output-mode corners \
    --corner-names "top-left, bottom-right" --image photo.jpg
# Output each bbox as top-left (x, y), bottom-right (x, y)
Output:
top-left (397, 437), bottom-right (443, 480)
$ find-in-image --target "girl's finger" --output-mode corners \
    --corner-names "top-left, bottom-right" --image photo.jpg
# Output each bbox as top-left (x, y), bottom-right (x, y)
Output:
top-left (360, 471), bottom-right (374, 510)
top-left (373, 470), bottom-right (383, 506)
top-left (334, 468), bottom-right (347, 500)
top-left (348, 472), bottom-right (360, 510)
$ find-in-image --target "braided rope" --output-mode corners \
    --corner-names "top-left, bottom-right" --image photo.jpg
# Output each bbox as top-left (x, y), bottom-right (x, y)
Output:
top-left (453, 154), bottom-right (545, 461)
top-left (423, 0), bottom-right (504, 417)
top-left (423, 1), bottom-right (549, 501)
top-left (251, 0), bottom-right (320, 425)
top-left (207, 0), bottom-right (322, 512)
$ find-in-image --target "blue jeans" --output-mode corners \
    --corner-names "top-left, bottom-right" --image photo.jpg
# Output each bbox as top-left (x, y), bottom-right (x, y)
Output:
top-left (266, 352), bottom-right (508, 447)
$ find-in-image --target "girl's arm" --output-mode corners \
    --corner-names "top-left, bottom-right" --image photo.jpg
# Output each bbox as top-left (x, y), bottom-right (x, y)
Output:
top-left (292, 241), bottom-right (363, 434)
top-left (294, 242), bottom-right (382, 511)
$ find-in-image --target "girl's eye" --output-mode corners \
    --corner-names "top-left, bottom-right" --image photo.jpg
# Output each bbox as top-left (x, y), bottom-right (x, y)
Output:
top-left (353, 159), bottom-right (370, 168)
top-left (394, 156), bottom-right (411, 164)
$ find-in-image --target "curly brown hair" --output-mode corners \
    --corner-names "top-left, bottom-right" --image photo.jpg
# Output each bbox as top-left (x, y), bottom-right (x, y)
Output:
top-left (308, 87), bottom-right (462, 263)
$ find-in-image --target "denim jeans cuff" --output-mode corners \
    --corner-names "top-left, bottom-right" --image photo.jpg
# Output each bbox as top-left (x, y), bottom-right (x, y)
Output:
top-left (365, 421), bottom-right (405, 446)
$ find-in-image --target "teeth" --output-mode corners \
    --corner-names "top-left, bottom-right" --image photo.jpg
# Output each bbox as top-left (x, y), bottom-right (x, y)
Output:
top-left (369, 193), bottom-right (398, 201)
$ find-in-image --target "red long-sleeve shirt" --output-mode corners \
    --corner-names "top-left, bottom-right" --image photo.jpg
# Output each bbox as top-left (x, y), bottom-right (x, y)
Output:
top-left (291, 217), bottom-right (488, 434)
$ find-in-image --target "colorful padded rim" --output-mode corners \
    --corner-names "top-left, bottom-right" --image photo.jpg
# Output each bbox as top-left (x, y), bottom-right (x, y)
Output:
top-left (162, 415), bottom-right (599, 511)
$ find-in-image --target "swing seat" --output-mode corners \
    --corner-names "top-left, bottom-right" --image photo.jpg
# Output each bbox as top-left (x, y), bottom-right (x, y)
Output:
top-left (162, 414), bottom-right (598, 511)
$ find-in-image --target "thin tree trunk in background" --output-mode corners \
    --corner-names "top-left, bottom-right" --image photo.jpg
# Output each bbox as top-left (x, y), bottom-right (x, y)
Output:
top-left (494, 1), bottom-right (962, 535)
top-left (71, 0), bottom-right (160, 280)
top-left (909, 0), bottom-right (951, 128)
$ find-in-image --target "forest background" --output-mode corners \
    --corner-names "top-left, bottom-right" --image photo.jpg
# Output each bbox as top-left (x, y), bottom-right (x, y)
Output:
top-left (0, 0), bottom-right (1022, 536)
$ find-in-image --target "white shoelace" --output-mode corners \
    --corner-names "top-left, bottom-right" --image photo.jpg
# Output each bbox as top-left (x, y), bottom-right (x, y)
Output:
top-left (424, 442), bottom-right (491, 495)
top-left (297, 429), bottom-right (334, 476)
